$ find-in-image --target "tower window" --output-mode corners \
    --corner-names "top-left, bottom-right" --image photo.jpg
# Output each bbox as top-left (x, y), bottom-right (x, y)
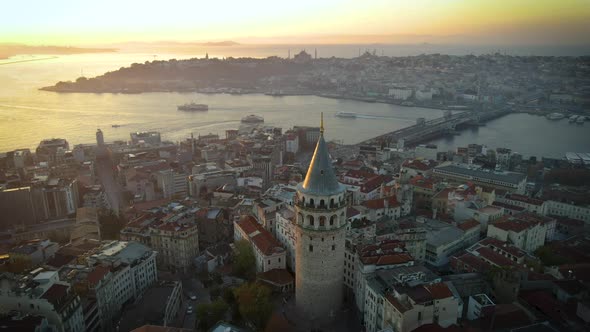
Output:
top-left (309, 245), bottom-right (314, 252)
top-left (322, 237), bottom-right (324, 242)
top-left (332, 245), bottom-right (336, 251)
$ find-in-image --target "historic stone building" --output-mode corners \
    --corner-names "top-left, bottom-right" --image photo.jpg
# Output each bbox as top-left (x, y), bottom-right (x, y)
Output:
top-left (295, 115), bottom-right (347, 319)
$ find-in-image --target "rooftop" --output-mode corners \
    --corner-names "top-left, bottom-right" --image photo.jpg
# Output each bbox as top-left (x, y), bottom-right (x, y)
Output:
top-left (236, 216), bottom-right (284, 256)
top-left (435, 164), bottom-right (526, 186)
top-left (89, 241), bottom-right (154, 265)
top-left (299, 116), bottom-right (343, 196)
top-left (257, 268), bottom-right (294, 286)
top-left (363, 196), bottom-right (400, 210)
top-left (402, 159), bottom-right (438, 171)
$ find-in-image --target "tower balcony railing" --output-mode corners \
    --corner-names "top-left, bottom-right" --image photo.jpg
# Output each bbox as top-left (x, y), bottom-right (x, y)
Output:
top-left (296, 201), bottom-right (347, 210)
top-left (300, 222), bottom-right (346, 231)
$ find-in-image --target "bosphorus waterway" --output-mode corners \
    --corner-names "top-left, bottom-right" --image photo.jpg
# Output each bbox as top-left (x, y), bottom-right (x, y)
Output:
top-left (1, 52), bottom-right (589, 159)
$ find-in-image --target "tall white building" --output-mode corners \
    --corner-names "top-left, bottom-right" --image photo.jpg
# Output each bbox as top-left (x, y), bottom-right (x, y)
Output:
top-left (157, 169), bottom-right (188, 199)
top-left (86, 241), bottom-right (158, 328)
top-left (487, 214), bottom-right (548, 252)
top-left (285, 132), bottom-right (299, 154)
top-left (275, 207), bottom-right (297, 270)
top-left (0, 270), bottom-right (85, 332)
top-left (295, 115), bottom-right (348, 320)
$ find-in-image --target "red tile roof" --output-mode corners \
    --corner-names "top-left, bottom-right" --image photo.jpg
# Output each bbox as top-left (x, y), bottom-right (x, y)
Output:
top-left (236, 215), bottom-right (259, 235)
top-left (41, 284), bottom-right (68, 305)
top-left (425, 282), bottom-right (453, 299)
top-left (402, 159), bottom-right (438, 171)
top-left (257, 269), bottom-right (294, 286)
top-left (375, 253), bottom-right (413, 266)
top-left (506, 194), bottom-right (545, 206)
top-left (236, 215), bottom-right (284, 256)
top-left (343, 170), bottom-right (377, 180)
top-left (129, 198), bottom-right (171, 213)
top-left (386, 293), bottom-right (412, 313)
top-left (406, 286), bottom-right (434, 303)
top-left (360, 175), bottom-right (392, 193)
top-left (451, 253), bottom-right (492, 273)
top-left (87, 266), bottom-right (110, 286)
top-left (476, 247), bottom-right (515, 267)
top-left (457, 219), bottom-right (481, 231)
top-left (491, 216), bottom-right (536, 233)
top-left (410, 175), bottom-right (436, 190)
top-left (363, 196), bottom-right (400, 210)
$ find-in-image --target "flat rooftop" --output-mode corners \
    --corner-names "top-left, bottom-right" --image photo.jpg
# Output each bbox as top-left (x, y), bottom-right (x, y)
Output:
top-left (435, 164), bottom-right (526, 185)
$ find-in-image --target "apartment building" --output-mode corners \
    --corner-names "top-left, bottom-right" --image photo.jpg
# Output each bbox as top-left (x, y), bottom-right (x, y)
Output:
top-left (234, 215), bottom-right (286, 272)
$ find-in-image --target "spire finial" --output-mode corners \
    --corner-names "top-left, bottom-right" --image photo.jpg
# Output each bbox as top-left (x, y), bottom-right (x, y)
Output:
top-left (320, 112), bottom-right (324, 135)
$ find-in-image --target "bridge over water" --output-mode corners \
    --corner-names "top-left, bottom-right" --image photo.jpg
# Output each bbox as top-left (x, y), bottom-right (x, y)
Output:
top-left (356, 108), bottom-right (511, 148)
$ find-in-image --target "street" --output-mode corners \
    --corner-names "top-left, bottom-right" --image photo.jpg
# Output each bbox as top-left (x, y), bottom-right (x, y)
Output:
top-left (180, 275), bottom-right (211, 330)
top-left (96, 155), bottom-right (123, 213)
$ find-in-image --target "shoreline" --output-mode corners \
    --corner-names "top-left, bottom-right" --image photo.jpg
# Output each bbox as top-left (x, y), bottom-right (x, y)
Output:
top-left (39, 87), bottom-right (465, 111)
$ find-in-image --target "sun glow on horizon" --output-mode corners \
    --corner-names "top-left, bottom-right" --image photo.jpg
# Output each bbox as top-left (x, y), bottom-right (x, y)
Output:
top-left (2, 0), bottom-right (590, 46)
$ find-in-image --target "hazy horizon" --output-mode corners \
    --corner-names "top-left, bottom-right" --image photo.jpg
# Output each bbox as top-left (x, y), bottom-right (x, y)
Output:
top-left (3, 0), bottom-right (590, 47)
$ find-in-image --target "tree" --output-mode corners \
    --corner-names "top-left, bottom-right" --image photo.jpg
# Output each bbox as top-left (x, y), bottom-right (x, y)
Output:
top-left (196, 299), bottom-right (228, 331)
top-left (233, 240), bottom-right (256, 280)
top-left (233, 282), bottom-right (273, 331)
top-left (223, 287), bottom-right (242, 324)
top-left (535, 245), bottom-right (574, 267)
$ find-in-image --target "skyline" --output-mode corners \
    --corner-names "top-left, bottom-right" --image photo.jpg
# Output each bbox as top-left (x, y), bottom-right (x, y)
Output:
top-left (3, 0), bottom-right (590, 47)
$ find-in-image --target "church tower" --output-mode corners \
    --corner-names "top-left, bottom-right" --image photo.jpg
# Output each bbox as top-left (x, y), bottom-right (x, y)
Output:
top-left (295, 113), bottom-right (346, 320)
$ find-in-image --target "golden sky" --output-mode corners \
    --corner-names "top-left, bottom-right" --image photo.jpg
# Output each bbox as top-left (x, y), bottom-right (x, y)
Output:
top-left (2, 0), bottom-right (590, 45)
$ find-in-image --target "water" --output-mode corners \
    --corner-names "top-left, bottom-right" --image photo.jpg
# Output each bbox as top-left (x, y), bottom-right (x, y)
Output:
top-left (0, 53), bottom-right (446, 151)
top-left (427, 113), bottom-right (590, 159)
top-left (0, 52), bottom-right (588, 159)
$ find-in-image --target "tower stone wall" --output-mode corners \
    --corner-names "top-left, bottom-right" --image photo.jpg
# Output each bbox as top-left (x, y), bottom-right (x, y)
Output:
top-left (294, 114), bottom-right (347, 320)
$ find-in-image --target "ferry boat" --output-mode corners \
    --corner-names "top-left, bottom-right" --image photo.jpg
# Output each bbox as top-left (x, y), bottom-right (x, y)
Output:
top-left (335, 112), bottom-right (357, 118)
top-left (241, 114), bottom-right (264, 123)
top-left (546, 112), bottom-right (565, 120)
top-left (178, 103), bottom-right (208, 111)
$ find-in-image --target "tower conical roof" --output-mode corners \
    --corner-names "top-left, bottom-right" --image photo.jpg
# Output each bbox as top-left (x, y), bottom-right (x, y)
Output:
top-left (299, 114), bottom-right (343, 196)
